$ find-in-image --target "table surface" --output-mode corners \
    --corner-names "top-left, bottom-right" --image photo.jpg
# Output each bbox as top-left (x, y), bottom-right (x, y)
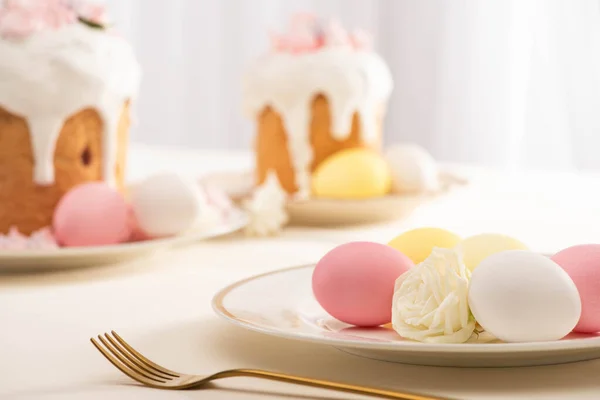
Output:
top-left (3, 144), bottom-right (600, 400)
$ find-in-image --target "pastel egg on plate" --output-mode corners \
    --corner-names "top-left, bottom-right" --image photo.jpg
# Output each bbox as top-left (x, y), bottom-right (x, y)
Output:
top-left (312, 241), bottom-right (414, 327)
top-left (130, 173), bottom-right (206, 237)
top-left (384, 143), bottom-right (439, 193)
top-left (388, 227), bottom-right (461, 264)
top-left (457, 233), bottom-right (529, 271)
top-left (53, 182), bottom-right (132, 247)
top-left (311, 148), bottom-right (392, 199)
top-left (551, 244), bottom-right (600, 333)
top-left (469, 250), bottom-right (581, 342)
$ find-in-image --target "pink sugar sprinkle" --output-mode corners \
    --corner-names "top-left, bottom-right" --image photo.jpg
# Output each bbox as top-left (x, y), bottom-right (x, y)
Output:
top-left (0, 226), bottom-right (59, 250)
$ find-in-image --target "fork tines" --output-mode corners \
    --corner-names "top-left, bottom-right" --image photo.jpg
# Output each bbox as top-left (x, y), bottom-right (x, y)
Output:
top-left (91, 331), bottom-right (179, 386)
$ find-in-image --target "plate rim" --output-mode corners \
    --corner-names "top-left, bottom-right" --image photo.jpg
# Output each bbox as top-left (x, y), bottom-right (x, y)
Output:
top-left (212, 264), bottom-right (600, 354)
top-left (0, 209), bottom-right (248, 261)
top-left (286, 193), bottom-right (431, 209)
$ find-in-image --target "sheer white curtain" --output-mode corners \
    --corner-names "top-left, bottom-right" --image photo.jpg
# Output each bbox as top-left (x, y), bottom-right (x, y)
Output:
top-left (107, 0), bottom-right (600, 171)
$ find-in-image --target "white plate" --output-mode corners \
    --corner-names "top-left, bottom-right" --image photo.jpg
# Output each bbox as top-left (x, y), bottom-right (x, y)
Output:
top-left (202, 170), bottom-right (466, 226)
top-left (0, 210), bottom-right (247, 272)
top-left (286, 193), bottom-right (430, 226)
top-left (213, 264), bottom-right (600, 367)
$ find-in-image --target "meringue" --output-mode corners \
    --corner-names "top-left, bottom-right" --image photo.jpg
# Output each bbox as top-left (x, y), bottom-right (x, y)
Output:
top-left (243, 171), bottom-right (289, 236)
top-left (392, 247), bottom-right (475, 343)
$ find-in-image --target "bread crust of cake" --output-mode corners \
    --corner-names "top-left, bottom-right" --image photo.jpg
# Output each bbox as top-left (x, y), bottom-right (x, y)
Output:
top-left (0, 104), bottom-right (130, 234)
top-left (255, 94), bottom-right (382, 193)
top-left (255, 95), bottom-right (382, 194)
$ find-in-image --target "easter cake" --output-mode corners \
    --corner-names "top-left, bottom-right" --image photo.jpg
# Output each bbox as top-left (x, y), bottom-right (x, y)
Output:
top-left (241, 14), bottom-right (449, 235)
top-left (243, 13), bottom-right (393, 198)
top-left (0, 0), bottom-right (140, 235)
top-left (0, 1), bottom-right (236, 250)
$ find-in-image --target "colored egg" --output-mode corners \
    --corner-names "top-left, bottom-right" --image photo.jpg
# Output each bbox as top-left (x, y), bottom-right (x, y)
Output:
top-left (469, 250), bottom-right (581, 342)
top-left (384, 143), bottom-right (439, 193)
top-left (130, 173), bottom-right (205, 237)
top-left (312, 241), bottom-right (414, 327)
top-left (388, 227), bottom-right (461, 264)
top-left (551, 244), bottom-right (600, 333)
top-left (457, 233), bottom-right (529, 271)
top-left (311, 148), bottom-right (392, 199)
top-left (53, 182), bottom-right (132, 247)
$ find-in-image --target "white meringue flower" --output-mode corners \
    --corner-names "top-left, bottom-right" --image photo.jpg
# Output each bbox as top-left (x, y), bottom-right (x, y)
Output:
top-left (392, 247), bottom-right (476, 343)
top-left (243, 171), bottom-right (289, 236)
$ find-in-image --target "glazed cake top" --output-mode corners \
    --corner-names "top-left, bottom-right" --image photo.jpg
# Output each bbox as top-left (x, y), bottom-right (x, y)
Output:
top-left (0, 0), bottom-right (141, 185)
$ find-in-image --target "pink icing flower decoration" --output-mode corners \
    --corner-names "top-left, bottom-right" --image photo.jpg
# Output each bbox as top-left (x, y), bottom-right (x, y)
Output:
top-left (0, 0), bottom-right (75, 38)
top-left (0, 7), bottom-right (35, 39)
top-left (0, 0), bottom-right (106, 39)
top-left (270, 13), bottom-right (373, 54)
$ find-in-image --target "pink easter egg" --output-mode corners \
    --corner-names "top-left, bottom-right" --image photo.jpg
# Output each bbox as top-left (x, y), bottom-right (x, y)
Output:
top-left (53, 182), bottom-right (132, 247)
top-left (551, 244), bottom-right (600, 333)
top-left (312, 241), bottom-right (414, 327)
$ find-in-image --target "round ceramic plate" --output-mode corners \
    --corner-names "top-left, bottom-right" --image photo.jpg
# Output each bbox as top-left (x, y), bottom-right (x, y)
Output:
top-left (213, 264), bottom-right (600, 368)
top-left (0, 209), bottom-right (247, 271)
top-left (201, 170), bottom-right (466, 226)
top-left (286, 193), bottom-right (430, 226)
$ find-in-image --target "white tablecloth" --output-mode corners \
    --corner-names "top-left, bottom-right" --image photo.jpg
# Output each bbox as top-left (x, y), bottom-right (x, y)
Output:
top-left (3, 144), bottom-right (600, 400)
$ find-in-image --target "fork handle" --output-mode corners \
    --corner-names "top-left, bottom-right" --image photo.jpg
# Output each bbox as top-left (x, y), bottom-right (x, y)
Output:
top-left (210, 369), bottom-right (447, 400)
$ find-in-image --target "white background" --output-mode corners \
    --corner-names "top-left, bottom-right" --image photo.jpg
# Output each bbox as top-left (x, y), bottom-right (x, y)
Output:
top-left (107, 0), bottom-right (600, 171)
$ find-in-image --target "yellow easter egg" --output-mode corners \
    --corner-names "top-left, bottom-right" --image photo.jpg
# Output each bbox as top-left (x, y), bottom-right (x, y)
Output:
top-left (457, 233), bottom-right (529, 271)
top-left (312, 149), bottom-right (392, 199)
top-left (388, 227), bottom-right (462, 264)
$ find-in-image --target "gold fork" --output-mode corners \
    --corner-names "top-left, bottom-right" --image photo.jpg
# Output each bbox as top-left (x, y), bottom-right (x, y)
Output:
top-left (91, 331), bottom-right (448, 400)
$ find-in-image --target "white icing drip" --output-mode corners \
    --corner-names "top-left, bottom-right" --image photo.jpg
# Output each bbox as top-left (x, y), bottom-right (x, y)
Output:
top-left (243, 47), bottom-right (393, 194)
top-left (284, 106), bottom-right (312, 198)
top-left (0, 24), bottom-right (141, 185)
top-left (27, 116), bottom-right (65, 184)
top-left (98, 98), bottom-right (125, 184)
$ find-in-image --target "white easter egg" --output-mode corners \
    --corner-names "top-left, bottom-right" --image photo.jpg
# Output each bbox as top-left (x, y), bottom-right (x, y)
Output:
top-left (130, 173), bottom-right (205, 237)
top-left (384, 143), bottom-right (439, 193)
top-left (468, 250), bottom-right (581, 342)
